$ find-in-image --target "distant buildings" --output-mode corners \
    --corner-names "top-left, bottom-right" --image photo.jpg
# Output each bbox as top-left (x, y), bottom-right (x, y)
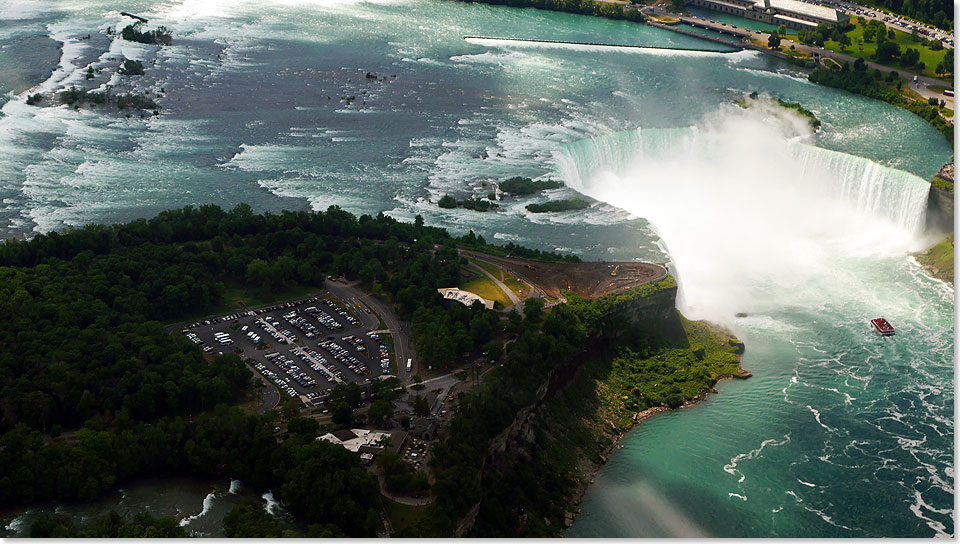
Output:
top-left (685, 0), bottom-right (848, 29)
top-left (437, 287), bottom-right (495, 310)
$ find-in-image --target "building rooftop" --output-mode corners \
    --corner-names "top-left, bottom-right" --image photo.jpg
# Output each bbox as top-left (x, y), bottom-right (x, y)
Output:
top-left (318, 428), bottom-right (392, 453)
top-left (437, 287), bottom-right (495, 310)
top-left (757, 0), bottom-right (842, 22)
top-left (772, 12), bottom-right (821, 28)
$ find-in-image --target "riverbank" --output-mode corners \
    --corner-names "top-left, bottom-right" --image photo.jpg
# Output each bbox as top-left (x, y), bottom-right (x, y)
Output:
top-left (638, 5), bottom-right (954, 143)
top-left (461, 309), bottom-right (750, 536)
top-left (915, 233), bottom-right (954, 284)
top-left (561, 317), bottom-right (749, 529)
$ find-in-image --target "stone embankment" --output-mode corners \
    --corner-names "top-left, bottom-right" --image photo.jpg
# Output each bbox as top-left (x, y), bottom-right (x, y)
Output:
top-left (926, 162), bottom-right (954, 233)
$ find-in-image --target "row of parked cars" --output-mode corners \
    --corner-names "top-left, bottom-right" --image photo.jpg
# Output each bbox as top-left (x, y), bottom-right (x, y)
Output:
top-left (257, 317), bottom-right (295, 344)
top-left (283, 310), bottom-right (322, 338)
top-left (342, 335), bottom-right (367, 354)
top-left (297, 346), bottom-right (343, 382)
top-left (367, 332), bottom-right (392, 373)
top-left (183, 331), bottom-right (216, 354)
top-left (303, 306), bottom-right (344, 331)
top-left (253, 297), bottom-right (319, 315)
top-left (816, 0), bottom-right (953, 43)
top-left (321, 299), bottom-right (361, 327)
top-left (239, 325), bottom-right (263, 345)
top-left (264, 351), bottom-right (318, 388)
top-left (320, 340), bottom-right (370, 375)
top-left (252, 361), bottom-right (299, 398)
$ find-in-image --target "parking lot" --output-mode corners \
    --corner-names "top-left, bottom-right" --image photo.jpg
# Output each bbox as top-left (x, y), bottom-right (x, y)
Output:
top-left (181, 293), bottom-right (394, 405)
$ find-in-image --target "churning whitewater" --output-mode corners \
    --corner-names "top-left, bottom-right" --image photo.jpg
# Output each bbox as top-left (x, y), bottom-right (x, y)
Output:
top-left (0, 0), bottom-right (953, 537)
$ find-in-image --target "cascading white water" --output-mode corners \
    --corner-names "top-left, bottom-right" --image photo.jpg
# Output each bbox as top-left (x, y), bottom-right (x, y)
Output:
top-left (553, 104), bottom-right (936, 323)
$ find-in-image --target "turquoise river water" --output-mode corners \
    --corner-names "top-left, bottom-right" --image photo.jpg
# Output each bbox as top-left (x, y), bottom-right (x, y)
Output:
top-left (0, 0), bottom-right (953, 537)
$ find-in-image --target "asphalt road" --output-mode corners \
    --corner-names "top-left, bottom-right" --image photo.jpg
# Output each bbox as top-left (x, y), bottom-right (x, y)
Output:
top-left (255, 371), bottom-right (281, 414)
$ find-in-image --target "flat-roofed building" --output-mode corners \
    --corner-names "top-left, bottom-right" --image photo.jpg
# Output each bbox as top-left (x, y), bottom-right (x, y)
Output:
top-left (686, 0), bottom-right (848, 29)
top-left (437, 287), bottom-right (495, 310)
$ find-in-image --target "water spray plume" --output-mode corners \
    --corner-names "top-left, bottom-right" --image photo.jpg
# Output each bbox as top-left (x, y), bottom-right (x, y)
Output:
top-left (556, 104), bottom-right (935, 324)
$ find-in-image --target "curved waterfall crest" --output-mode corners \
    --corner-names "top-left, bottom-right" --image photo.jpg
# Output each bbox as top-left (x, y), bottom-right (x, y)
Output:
top-left (553, 126), bottom-right (931, 233)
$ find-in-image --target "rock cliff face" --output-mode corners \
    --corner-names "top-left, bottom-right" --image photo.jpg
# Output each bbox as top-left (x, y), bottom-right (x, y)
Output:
top-left (926, 184), bottom-right (954, 233)
top-left (458, 278), bottom-right (680, 536)
top-left (597, 282), bottom-right (682, 340)
top-left (485, 280), bottom-right (679, 458)
top-left (926, 163), bottom-right (954, 233)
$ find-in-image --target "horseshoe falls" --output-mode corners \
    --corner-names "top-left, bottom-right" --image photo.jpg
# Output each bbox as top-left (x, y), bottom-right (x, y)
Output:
top-left (0, 0), bottom-right (953, 537)
top-left (559, 108), bottom-right (954, 538)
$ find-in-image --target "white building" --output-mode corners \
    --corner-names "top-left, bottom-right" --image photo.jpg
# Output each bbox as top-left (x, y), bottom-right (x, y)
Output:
top-left (437, 287), bottom-right (495, 310)
top-left (685, 0), bottom-right (848, 29)
top-left (318, 428), bottom-right (392, 453)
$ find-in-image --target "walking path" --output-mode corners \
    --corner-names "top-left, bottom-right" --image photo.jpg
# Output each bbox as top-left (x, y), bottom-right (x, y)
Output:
top-left (466, 260), bottom-right (522, 308)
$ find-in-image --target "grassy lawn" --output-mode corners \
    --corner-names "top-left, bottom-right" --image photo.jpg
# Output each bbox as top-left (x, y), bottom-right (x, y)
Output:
top-left (502, 276), bottom-right (531, 299)
top-left (470, 258), bottom-right (502, 280)
top-left (915, 234), bottom-right (954, 283)
top-left (460, 274), bottom-right (513, 308)
top-left (823, 20), bottom-right (949, 78)
top-left (382, 498), bottom-right (429, 535)
top-left (929, 84), bottom-right (954, 93)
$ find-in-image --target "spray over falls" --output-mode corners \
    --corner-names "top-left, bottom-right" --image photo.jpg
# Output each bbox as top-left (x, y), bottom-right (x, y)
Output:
top-left (554, 106), bottom-right (935, 323)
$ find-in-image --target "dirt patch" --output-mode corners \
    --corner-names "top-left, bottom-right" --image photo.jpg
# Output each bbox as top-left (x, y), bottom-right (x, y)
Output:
top-left (460, 250), bottom-right (667, 299)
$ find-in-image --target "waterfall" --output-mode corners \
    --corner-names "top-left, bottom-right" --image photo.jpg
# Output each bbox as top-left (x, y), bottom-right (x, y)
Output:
top-left (555, 126), bottom-right (931, 235)
top-left (791, 145), bottom-right (931, 233)
top-left (551, 115), bottom-right (935, 322)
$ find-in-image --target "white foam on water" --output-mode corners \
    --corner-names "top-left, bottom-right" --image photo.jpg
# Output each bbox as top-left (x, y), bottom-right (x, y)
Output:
top-left (723, 434), bottom-right (792, 486)
top-left (806, 405), bottom-right (838, 433)
top-left (228, 480), bottom-right (242, 494)
top-left (262, 491), bottom-right (280, 515)
top-left (463, 37), bottom-right (734, 58)
top-left (178, 492), bottom-right (216, 527)
top-left (909, 490), bottom-right (951, 537)
top-left (37, 21), bottom-right (91, 93)
top-left (219, 143), bottom-right (311, 171)
top-left (4, 511), bottom-right (30, 535)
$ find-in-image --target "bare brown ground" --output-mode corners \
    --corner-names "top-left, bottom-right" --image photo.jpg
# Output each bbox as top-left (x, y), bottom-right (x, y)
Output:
top-left (459, 249), bottom-right (668, 299)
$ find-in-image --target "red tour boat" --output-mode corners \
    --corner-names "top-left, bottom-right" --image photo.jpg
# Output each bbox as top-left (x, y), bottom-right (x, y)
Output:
top-left (871, 317), bottom-right (895, 336)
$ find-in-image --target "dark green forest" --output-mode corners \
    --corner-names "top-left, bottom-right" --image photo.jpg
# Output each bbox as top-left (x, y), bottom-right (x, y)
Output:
top-left (395, 280), bottom-right (676, 536)
top-left (0, 203), bottom-right (575, 534)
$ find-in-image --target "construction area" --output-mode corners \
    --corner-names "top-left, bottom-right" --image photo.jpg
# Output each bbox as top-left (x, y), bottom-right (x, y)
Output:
top-left (458, 249), bottom-right (668, 302)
